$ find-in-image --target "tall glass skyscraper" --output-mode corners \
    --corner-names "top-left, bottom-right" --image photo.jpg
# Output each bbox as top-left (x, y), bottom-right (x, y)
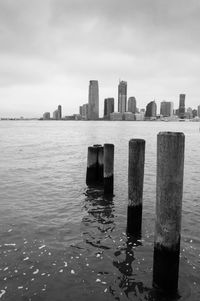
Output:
top-left (179, 94), bottom-right (185, 119)
top-left (88, 80), bottom-right (99, 120)
top-left (118, 80), bottom-right (127, 113)
top-left (58, 105), bottom-right (62, 120)
top-left (104, 98), bottom-right (114, 119)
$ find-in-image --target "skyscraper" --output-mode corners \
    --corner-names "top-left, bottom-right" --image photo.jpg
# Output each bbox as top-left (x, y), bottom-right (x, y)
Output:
top-left (104, 98), bottom-right (114, 119)
top-left (179, 94), bottom-right (185, 119)
top-left (58, 105), bottom-right (62, 120)
top-left (53, 110), bottom-right (59, 120)
top-left (118, 81), bottom-right (127, 113)
top-left (88, 80), bottom-right (99, 120)
top-left (145, 101), bottom-right (157, 118)
top-left (128, 97), bottom-right (137, 113)
top-left (160, 101), bottom-right (174, 117)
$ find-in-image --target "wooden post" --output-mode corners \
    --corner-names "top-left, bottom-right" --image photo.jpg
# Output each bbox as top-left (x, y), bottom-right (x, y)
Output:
top-left (97, 146), bottom-right (104, 184)
top-left (127, 139), bottom-right (145, 236)
top-left (104, 144), bottom-right (114, 195)
top-left (153, 132), bottom-right (185, 293)
top-left (86, 146), bottom-right (98, 185)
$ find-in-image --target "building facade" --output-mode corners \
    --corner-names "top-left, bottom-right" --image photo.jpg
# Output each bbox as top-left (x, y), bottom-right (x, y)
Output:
top-left (82, 103), bottom-right (89, 120)
top-left (179, 94), bottom-right (186, 119)
top-left (53, 110), bottom-right (59, 120)
top-left (118, 81), bottom-right (127, 113)
top-left (197, 105), bottom-right (200, 117)
top-left (43, 112), bottom-right (50, 120)
top-left (145, 101), bottom-right (157, 118)
top-left (104, 98), bottom-right (114, 119)
top-left (88, 80), bottom-right (99, 120)
top-left (128, 97), bottom-right (137, 113)
top-left (57, 105), bottom-right (62, 120)
top-left (110, 112), bottom-right (123, 121)
top-left (123, 112), bottom-right (135, 121)
top-left (160, 101), bottom-right (174, 117)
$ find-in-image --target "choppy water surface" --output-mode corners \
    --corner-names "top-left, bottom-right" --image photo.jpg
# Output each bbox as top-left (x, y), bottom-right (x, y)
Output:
top-left (0, 121), bottom-right (200, 301)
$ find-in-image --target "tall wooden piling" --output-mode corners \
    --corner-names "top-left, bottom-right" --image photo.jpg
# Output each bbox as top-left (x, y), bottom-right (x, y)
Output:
top-left (104, 144), bottom-right (114, 195)
top-left (127, 139), bottom-right (145, 236)
top-left (153, 132), bottom-right (185, 293)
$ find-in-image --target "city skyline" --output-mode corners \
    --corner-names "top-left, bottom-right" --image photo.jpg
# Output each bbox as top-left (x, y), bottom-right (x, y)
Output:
top-left (42, 81), bottom-right (200, 120)
top-left (1, 0), bottom-right (200, 118)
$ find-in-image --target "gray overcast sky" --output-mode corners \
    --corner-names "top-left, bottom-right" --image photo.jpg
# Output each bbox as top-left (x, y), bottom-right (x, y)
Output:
top-left (0, 0), bottom-right (200, 117)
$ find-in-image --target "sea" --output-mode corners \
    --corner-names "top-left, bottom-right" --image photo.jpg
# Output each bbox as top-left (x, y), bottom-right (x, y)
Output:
top-left (0, 120), bottom-right (199, 301)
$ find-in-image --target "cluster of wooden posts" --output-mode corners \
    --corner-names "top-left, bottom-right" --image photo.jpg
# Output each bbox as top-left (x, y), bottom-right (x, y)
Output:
top-left (86, 132), bottom-right (185, 295)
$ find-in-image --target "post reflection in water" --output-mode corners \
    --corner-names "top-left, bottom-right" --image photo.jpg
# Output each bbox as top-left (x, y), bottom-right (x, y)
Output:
top-left (82, 186), bottom-right (115, 250)
top-left (81, 187), bottom-right (184, 301)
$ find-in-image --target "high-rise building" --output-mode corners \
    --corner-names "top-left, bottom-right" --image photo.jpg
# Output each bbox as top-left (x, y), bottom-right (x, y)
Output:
top-left (79, 106), bottom-right (83, 116)
top-left (179, 94), bottom-right (185, 119)
top-left (82, 104), bottom-right (89, 120)
top-left (197, 105), bottom-right (200, 117)
top-left (118, 80), bottom-right (127, 113)
top-left (88, 80), bottom-right (99, 120)
top-left (160, 101), bottom-right (174, 117)
top-left (43, 112), bottom-right (50, 120)
top-left (128, 97), bottom-right (137, 113)
top-left (145, 101), bottom-right (157, 118)
top-left (53, 110), bottom-right (59, 120)
top-left (104, 98), bottom-right (114, 119)
top-left (192, 109), bottom-right (197, 118)
top-left (57, 105), bottom-right (62, 120)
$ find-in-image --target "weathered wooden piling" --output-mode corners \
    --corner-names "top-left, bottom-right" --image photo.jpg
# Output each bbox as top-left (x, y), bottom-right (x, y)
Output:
top-left (97, 146), bottom-right (104, 184)
top-left (86, 146), bottom-right (98, 185)
top-left (86, 145), bottom-right (104, 186)
top-left (103, 144), bottom-right (114, 195)
top-left (153, 132), bottom-right (185, 293)
top-left (127, 139), bottom-right (145, 236)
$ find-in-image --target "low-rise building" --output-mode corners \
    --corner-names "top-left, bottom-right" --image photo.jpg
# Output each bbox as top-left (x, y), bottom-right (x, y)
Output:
top-left (123, 112), bottom-right (135, 121)
top-left (110, 112), bottom-right (123, 121)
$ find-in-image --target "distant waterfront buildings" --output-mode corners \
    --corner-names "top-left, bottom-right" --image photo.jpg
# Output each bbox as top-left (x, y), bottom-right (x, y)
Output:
top-left (179, 94), bottom-right (186, 119)
top-left (160, 101), bottom-right (174, 117)
top-left (104, 98), bottom-right (114, 119)
top-left (198, 105), bottom-right (200, 117)
top-left (128, 97), bottom-right (137, 113)
top-left (88, 80), bottom-right (99, 120)
top-left (58, 105), bottom-right (62, 120)
top-left (123, 112), bottom-right (135, 121)
top-left (43, 112), bottom-right (50, 120)
top-left (53, 110), bottom-right (59, 120)
top-left (110, 112), bottom-right (123, 121)
top-left (192, 109), bottom-right (197, 118)
top-left (185, 107), bottom-right (193, 119)
top-left (40, 81), bottom-right (199, 122)
top-left (118, 80), bottom-right (127, 113)
top-left (52, 105), bottom-right (62, 120)
top-left (81, 103), bottom-right (89, 120)
top-left (145, 101), bottom-right (157, 119)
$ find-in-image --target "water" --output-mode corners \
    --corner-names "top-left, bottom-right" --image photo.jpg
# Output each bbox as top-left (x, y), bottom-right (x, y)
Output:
top-left (0, 120), bottom-right (199, 301)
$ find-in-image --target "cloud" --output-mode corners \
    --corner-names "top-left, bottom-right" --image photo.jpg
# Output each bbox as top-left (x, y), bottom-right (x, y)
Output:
top-left (0, 0), bottom-right (200, 116)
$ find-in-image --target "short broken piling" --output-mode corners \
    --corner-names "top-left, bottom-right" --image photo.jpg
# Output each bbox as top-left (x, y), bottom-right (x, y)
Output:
top-left (153, 132), bottom-right (185, 293)
top-left (127, 139), bottom-right (145, 236)
top-left (103, 144), bottom-right (114, 195)
top-left (86, 145), bottom-right (103, 186)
